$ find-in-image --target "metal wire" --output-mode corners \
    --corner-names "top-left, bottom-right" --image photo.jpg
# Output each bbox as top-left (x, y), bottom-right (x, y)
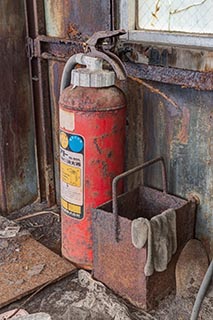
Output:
top-left (137, 0), bottom-right (213, 34)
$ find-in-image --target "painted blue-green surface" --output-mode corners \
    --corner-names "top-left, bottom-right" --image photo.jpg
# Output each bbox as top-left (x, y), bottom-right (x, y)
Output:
top-left (142, 82), bottom-right (213, 257)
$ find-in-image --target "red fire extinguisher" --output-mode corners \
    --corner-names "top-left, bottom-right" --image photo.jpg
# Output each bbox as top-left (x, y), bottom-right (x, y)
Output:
top-left (59, 30), bottom-right (127, 269)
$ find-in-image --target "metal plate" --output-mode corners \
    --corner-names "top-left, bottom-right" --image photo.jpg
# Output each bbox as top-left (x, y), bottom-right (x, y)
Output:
top-left (0, 229), bottom-right (76, 308)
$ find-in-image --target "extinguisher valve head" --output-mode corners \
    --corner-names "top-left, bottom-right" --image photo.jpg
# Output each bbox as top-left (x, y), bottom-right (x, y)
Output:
top-left (71, 56), bottom-right (115, 88)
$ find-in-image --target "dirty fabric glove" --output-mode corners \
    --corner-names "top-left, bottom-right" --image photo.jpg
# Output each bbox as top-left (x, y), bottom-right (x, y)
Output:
top-left (131, 217), bottom-right (154, 276)
top-left (151, 208), bottom-right (177, 273)
top-left (131, 217), bottom-right (149, 249)
top-left (131, 208), bottom-right (177, 277)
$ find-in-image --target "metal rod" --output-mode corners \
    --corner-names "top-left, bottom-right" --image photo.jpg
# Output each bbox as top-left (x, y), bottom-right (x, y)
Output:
top-left (41, 52), bottom-right (67, 62)
top-left (190, 259), bottom-right (213, 320)
top-left (112, 156), bottom-right (167, 241)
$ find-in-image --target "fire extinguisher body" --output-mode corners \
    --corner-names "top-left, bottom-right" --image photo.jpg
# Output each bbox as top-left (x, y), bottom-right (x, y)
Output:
top-left (60, 85), bottom-right (126, 268)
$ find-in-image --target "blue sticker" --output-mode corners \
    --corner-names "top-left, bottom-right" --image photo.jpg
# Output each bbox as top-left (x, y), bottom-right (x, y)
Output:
top-left (69, 135), bottom-right (84, 153)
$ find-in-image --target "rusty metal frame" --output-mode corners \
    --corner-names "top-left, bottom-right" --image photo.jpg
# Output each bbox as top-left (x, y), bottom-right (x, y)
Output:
top-left (33, 35), bottom-right (85, 60)
top-left (25, 0), bottom-right (55, 206)
top-left (31, 34), bottom-right (213, 91)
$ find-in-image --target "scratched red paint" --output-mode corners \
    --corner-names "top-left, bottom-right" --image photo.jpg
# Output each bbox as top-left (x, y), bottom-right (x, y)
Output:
top-left (60, 85), bottom-right (126, 269)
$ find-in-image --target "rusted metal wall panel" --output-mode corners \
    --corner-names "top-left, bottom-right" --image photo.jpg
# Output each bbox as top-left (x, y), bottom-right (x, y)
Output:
top-left (119, 80), bottom-right (144, 189)
top-left (134, 80), bottom-right (213, 257)
top-left (0, 0), bottom-right (38, 213)
top-left (25, 0), bottom-right (56, 206)
top-left (44, 0), bottom-right (111, 38)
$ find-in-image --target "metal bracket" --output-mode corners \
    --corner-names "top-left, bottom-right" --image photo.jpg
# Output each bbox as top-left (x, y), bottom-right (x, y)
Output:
top-left (26, 35), bottom-right (84, 61)
top-left (26, 37), bottom-right (35, 59)
top-left (85, 30), bottom-right (127, 80)
top-left (26, 31), bottom-right (128, 81)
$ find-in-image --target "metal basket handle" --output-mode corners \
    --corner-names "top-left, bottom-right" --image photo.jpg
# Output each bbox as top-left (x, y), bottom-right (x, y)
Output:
top-left (112, 156), bottom-right (168, 242)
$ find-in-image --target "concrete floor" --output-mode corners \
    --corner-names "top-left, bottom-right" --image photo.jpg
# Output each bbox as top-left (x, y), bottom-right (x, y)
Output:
top-left (0, 210), bottom-right (212, 320)
top-left (1, 268), bottom-right (212, 320)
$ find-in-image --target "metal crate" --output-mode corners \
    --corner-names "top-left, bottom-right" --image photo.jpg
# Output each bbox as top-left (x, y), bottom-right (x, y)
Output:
top-left (92, 157), bottom-right (196, 309)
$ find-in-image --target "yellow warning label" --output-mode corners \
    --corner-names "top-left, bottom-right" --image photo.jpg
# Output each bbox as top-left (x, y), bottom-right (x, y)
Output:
top-left (60, 131), bottom-right (68, 149)
top-left (61, 198), bottom-right (81, 214)
top-left (61, 162), bottom-right (81, 187)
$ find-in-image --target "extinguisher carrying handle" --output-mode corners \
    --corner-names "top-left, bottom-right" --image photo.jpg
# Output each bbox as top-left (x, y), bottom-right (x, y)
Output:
top-left (60, 30), bottom-right (127, 93)
top-left (85, 29), bottom-right (127, 80)
top-left (112, 157), bottom-right (168, 242)
top-left (60, 53), bottom-right (85, 94)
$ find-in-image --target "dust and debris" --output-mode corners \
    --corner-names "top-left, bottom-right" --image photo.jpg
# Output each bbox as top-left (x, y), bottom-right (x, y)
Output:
top-left (149, 289), bottom-right (213, 320)
top-left (0, 217), bottom-right (29, 265)
top-left (72, 270), bottom-right (132, 320)
top-left (9, 207), bottom-right (61, 255)
top-left (0, 271), bottom-right (156, 320)
top-left (0, 239), bottom-right (20, 265)
top-left (0, 226), bottom-right (20, 238)
top-left (1, 266), bottom-right (212, 320)
top-left (0, 308), bottom-right (28, 319)
top-left (27, 264), bottom-right (46, 278)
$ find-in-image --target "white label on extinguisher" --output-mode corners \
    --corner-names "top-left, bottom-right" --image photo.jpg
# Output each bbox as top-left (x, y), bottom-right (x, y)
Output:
top-left (61, 151), bottom-right (83, 205)
top-left (60, 131), bottom-right (85, 220)
top-left (60, 109), bottom-right (75, 132)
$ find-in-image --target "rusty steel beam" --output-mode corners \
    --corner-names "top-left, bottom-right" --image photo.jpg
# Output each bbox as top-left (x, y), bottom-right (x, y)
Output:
top-left (124, 61), bottom-right (213, 91)
top-left (118, 41), bottom-right (213, 91)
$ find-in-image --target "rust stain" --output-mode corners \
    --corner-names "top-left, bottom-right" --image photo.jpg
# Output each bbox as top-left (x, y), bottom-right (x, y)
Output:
top-left (177, 107), bottom-right (190, 144)
top-left (93, 138), bottom-right (102, 155)
top-left (125, 62), bottom-right (213, 91)
top-left (67, 23), bottom-right (83, 41)
top-left (60, 86), bottom-right (126, 112)
top-left (129, 76), bottom-right (181, 111)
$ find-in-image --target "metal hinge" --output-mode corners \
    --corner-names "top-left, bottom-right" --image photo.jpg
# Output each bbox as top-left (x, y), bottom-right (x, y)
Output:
top-left (26, 37), bottom-right (35, 59)
top-left (26, 37), bottom-right (41, 59)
